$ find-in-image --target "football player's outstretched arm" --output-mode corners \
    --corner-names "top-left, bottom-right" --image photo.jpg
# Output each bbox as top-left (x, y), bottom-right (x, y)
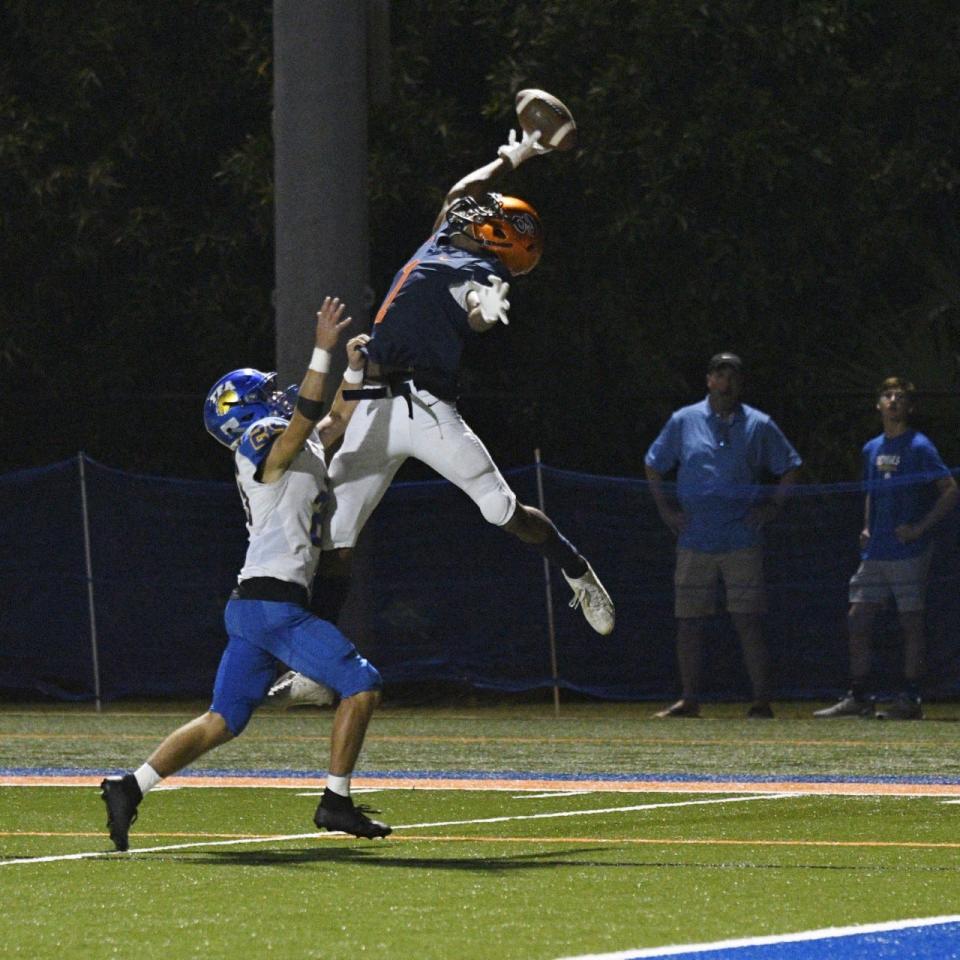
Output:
top-left (432, 128), bottom-right (550, 230)
top-left (317, 333), bottom-right (370, 452)
top-left (261, 296), bottom-right (351, 483)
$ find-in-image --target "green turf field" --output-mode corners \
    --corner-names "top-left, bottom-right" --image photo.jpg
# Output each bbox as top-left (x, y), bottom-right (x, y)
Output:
top-left (2, 701), bottom-right (960, 959)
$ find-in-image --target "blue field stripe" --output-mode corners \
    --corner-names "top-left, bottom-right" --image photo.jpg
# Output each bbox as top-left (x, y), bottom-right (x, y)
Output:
top-left (559, 917), bottom-right (960, 960)
top-left (5, 766), bottom-right (960, 787)
top-left (654, 923), bottom-right (960, 959)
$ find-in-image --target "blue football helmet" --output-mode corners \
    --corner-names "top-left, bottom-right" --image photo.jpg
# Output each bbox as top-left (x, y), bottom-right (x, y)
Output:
top-left (203, 368), bottom-right (296, 450)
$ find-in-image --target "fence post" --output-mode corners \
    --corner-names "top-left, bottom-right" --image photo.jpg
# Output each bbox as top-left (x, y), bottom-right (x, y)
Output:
top-left (78, 452), bottom-right (102, 712)
top-left (534, 449), bottom-right (561, 717)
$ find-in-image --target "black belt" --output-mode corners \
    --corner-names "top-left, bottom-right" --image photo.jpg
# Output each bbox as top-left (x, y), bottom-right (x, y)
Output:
top-left (343, 375), bottom-right (415, 417)
top-left (233, 577), bottom-right (308, 607)
top-left (343, 371), bottom-right (458, 417)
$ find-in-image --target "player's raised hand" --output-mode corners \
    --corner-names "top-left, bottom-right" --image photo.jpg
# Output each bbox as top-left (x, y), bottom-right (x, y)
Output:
top-left (467, 275), bottom-right (511, 326)
top-left (314, 296), bottom-right (352, 351)
top-left (497, 128), bottom-right (549, 168)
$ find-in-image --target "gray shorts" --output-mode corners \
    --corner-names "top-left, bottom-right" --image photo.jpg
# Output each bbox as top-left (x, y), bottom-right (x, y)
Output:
top-left (674, 546), bottom-right (766, 618)
top-left (848, 549), bottom-right (932, 612)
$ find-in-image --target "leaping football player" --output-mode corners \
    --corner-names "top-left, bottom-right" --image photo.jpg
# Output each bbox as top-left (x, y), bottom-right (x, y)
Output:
top-left (271, 125), bottom-right (614, 706)
top-left (100, 297), bottom-right (391, 850)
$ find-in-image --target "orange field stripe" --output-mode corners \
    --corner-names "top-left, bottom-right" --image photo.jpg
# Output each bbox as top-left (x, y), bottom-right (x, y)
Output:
top-left (383, 835), bottom-right (960, 849)
top-left (4, 831), bottom-right (960, 850)
top-left (3, 774), bottom-right (960, 796)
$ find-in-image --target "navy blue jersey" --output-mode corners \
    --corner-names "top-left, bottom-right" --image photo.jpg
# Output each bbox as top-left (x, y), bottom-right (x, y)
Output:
top-left (366, 232), bottom-right (510, 397)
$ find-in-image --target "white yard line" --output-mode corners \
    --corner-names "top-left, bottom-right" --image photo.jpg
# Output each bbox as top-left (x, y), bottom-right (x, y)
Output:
top-left (389, 792), bottom-right (796, 830)
top-left (551, 913), bottom-right (960, 959)
top-left (513, 791), bottom-right (592, 799)
top-left (0, 791), bottom-right (792, 866)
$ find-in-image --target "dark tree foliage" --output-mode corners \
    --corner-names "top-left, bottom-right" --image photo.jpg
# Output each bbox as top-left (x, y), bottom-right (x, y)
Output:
top-left (0, 1), bottom-right (273, 478)
top-left (3, 0), bottom-right (959, 479)
top-left (371, 0), bottom-right (960, 478)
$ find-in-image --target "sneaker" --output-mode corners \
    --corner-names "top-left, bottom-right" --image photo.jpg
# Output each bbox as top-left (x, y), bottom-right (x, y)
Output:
top-left (100, 774), bottom-right (142, 852)
top-left (267, 670), bottom-right (336, 708)
top-left (746, 702), bottom-right (774, 719)
top-left (653, 698), bottom-right (701, 719)
top-left (563, 561), bottom-right (615, 635)
top-left (813, 694), bottom-right (874, 718)
top-left (313, 788), bottom-right (392, 839)
top-left (876, 694), bottom-right (923, 721)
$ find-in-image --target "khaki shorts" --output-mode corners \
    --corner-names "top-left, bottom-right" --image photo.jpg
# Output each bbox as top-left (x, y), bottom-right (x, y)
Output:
top-left (848, 549), bottom-right (932, 613)
top-left (674, 546), bottom-right (766, 618)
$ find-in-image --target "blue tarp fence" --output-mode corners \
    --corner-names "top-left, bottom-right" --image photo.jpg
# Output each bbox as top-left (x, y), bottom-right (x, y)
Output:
top-left (1, 454), bottom-right (958, 702)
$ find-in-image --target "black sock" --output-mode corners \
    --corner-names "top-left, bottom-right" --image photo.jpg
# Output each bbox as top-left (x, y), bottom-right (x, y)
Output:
top-left (321, 787), bottom-right (352, 809)
top-left (530, 527), bottom-right (587, 578)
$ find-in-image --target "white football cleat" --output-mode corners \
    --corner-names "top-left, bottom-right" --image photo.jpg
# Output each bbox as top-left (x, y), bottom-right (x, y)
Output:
top-left (563, 561), bottom-right (615, 635)
top-left (267, 671), bottom-right (336, 708)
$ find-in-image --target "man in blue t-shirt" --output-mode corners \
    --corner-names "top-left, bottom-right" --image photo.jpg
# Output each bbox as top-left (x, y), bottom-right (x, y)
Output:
top-left (645, 353), bottom-right (802, 719)
top-left (814, 377), bottom-right (957, 720)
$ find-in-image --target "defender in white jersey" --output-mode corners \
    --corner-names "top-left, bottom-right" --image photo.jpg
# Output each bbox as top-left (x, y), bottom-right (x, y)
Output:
top-left (100, 298), bottom-right (391, 851)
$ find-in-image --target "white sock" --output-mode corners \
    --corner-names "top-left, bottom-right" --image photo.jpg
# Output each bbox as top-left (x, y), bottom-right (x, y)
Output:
top-left (134, 763), bottom-right (162, 796)
top-left (326, 774), bottom-right (351, 798)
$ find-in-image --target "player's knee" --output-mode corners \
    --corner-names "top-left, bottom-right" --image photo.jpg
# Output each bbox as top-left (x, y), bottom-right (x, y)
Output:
top-left (206, 710), bottom-right (238, 744)
top-left (353, 687), bottom-right (381, 707)
top-left (212, 704), bottom-right (253, 738)
top-left (477, 487), bottom-right (517, 527)
top-left (338, 659), bottom-right (383, 700)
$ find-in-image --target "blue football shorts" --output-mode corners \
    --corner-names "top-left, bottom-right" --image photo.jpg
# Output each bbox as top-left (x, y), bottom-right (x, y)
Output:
top-left (211, 598), bottom-right (382, 735)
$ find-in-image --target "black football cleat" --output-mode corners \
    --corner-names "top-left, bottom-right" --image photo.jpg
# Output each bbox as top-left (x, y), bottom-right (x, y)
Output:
top-left (313, 788), bottom-right (391, 839)
top-left (100, 774), bottom-right (142, 852)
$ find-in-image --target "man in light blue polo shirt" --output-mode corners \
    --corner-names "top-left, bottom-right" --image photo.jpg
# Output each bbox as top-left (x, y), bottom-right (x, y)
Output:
top-left (645, 353), bottom-right (802, 718)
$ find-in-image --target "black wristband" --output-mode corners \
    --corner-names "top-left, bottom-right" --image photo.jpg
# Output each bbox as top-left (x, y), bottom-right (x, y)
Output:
top-left (295, 395), bottom-right (325, 420)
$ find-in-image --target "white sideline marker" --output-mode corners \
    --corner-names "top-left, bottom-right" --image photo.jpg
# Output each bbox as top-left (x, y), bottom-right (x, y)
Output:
top-left (514, 791), bottom-right (591, 799)
top-left (551, 913), bottom-right (960, 960)
top-left (1, 792), bottom-right (791, 867)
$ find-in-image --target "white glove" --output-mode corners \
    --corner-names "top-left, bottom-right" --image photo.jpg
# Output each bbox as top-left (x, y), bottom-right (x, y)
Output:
top-left (467, 275), bottom-right (511, 325)
top-left (497, 128), bottom-right (550, 168)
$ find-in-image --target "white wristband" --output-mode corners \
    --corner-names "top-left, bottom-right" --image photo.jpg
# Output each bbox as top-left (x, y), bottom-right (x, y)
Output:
top-left (309, 348), bottom-right (331, 373)
top-left (342, 366), bottom-right (364, 384)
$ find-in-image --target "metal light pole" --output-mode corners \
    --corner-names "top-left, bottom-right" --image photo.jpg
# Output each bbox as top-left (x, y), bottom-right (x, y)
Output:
top-left (273, 0), bottom-right (385, 387)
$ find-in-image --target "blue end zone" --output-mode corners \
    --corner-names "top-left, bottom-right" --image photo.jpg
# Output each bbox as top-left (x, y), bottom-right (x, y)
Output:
top-left (595, 919), bottom-right (960, 960)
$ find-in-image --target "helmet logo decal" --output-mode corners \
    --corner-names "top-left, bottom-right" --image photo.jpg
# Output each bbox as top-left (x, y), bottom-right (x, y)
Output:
top-left (210, 381), bottom-right (240, 416)
top-left (508, 212), bottom-right (539, 236)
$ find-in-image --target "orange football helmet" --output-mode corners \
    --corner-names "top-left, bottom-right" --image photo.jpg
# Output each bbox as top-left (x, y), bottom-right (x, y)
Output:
top-left (446, 193), bottom-right (543, 275)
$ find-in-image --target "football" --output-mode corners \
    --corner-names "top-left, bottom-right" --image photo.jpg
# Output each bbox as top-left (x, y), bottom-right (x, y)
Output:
top-left (515, 88), bottom-right (577, 152)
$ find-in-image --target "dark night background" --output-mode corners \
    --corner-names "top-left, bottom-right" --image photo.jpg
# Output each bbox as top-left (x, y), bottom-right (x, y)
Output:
top-left (2, 0), bottom-right (959, 484)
